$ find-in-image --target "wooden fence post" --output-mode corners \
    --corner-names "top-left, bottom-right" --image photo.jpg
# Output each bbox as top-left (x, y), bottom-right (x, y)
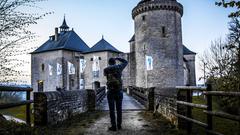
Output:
top-left (206, 84), bottom-right (213, 135)
top-left (186, 89), bottom-right (192, 135)
top-left (87, 89), bottom-right (96, 111)
top-left (147, 87), bottom-right (155, 111)
top-left (26, 90), bottom-right (31, 125)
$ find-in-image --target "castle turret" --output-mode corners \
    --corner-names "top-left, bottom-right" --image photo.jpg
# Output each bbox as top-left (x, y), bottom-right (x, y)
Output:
top-left (132, 0), bottom-right (184, 88)
top-left (60, 16), bottom-right (69, 32)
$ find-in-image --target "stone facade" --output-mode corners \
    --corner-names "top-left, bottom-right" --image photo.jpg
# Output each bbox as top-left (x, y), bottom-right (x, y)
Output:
top-left (31, 0), bottom-right (196, 93)
top-left (34, 88), bottom-right (106, 126)
top-left (131, 0), bottom-right (184, 89)
top-left (34, 90), bottom-right (88, 125)
top-left (31, 50), bottom-right (83, 92)
top-left (83, 51), bottom-right (120, 89)
top-left (183, 54), bottom-right (196, 86)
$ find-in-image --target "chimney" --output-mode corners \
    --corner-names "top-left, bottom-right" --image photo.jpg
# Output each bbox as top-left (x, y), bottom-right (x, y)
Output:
top-left (55, 27), bottom-right (58, 41)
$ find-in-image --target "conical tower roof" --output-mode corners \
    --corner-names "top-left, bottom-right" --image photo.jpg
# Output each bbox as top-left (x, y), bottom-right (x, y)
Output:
top-left (60, 16), bottom-right (69, 30)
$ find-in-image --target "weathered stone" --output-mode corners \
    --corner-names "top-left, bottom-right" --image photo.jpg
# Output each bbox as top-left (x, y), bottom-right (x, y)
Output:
top-left (155, 87), bottom-right (178, 125)
top-left (34, 90), bottom-right (88, 126)
top-left (132, 0), bottom-right (184, 89)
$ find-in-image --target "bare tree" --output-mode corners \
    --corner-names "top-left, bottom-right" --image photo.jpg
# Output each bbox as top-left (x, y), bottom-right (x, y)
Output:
top-left (199, 18), bottom-right (240, 114)
top-left (0, 0), bottom-right (52, 84)
top-left (199, 38), bottom-right (235, 80)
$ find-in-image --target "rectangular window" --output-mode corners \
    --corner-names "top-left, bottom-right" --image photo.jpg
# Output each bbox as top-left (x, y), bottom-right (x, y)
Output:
top-left (142, 15), bottom-right (146, 21)
top-left (162, 26), bottom-right (166, 37)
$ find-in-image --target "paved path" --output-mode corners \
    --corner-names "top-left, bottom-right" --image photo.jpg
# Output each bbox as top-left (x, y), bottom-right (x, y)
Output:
top-left (85, 93), bottom-right (162, 135)
top-left (85, 111), bottom-right (161, 135)
top-left (97, 92), bottom-right (145, 111)
top-left (40, 92), bottom-right (178, 135)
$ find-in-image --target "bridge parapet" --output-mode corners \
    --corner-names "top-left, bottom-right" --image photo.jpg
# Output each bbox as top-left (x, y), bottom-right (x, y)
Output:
top-left (154, 87), bottom-right (178, 125)
top-left (128, 86), bottom-right (155, 111)
top-left (34, 87), bottom-right (106, 126)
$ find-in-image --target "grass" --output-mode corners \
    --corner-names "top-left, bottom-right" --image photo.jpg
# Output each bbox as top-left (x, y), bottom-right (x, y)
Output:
top-left (0, 111), bottom-right (105, 135)
top-left (0, 105), bottom-right (34, 123)
top-left (191, 96), bottom-right (239, 135)
top-left (139, 111), bottom-right (181, 135)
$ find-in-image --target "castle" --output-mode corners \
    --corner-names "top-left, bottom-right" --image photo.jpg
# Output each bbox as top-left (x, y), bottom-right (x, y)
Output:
top-left (31, 0), bottom-right (196, 92)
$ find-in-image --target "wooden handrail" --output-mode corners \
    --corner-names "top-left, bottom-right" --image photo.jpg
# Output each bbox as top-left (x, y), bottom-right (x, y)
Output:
top-left (0, 86), bottom-right (33, 92)
top-left (206, 130), bottom-right (224, 135)
top-left (204, 110), bottom-right (240, 121)
top-left (0, 100), bottom-right (33, 109)
top-left (176, 114), bottom-right (208, 128)
top-left (176, 101), bottom-right (207, 109)
top-left (0, 86), bottom-right (33, 125)
top-left (203, 91), bottom-right (240, 97)
top-left (176, 86), bottom-right (206, 91)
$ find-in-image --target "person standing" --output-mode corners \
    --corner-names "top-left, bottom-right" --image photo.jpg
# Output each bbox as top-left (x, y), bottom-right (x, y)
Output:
top-left (104, 57), bottom-right (128, 131)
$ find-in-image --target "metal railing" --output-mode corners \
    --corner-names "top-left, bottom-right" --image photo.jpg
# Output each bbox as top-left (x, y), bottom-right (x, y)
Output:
top-left (0, 86), bottom-right (33, 125)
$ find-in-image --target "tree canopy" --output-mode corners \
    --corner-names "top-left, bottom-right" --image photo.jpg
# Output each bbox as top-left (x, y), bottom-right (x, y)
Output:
top-left (216, 0), bottom-right (240, 17)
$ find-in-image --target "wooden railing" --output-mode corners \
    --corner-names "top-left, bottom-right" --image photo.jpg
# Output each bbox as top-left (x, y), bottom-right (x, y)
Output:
top-left (128, 86), bottom-right (155, 110)
top-left (95, 86), bottom-right (106, 105)
top-left (0, 86), bottom-right (33, 125)
top-left (176, 84), bottom-right (240, 135)
top-left (129, 86), bottom-right (148, 106)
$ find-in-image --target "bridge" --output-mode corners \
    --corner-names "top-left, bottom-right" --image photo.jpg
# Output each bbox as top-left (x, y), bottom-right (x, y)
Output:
top-left (0, 85), bottom-right (240, 135)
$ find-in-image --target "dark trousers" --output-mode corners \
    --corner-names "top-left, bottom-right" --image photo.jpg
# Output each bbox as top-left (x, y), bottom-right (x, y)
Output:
top-left (107, 90), bottom-right (123, 127)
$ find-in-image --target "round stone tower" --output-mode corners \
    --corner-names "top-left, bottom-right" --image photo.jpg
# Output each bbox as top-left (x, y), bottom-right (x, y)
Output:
top-left (132, 0), bottom-right (184, 88)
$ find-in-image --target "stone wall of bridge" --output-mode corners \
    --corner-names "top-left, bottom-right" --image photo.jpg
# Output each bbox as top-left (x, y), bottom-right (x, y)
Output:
top-left (128, 86), bottom-right (188, 127)
top-left (154, 87), bottom-right (178, 125)
top-left (34, 87), bottom-right (105, 126)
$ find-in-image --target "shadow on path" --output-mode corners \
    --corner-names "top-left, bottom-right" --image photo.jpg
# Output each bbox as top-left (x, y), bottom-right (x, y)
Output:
top-left (97, 92), bottom-right (145, 111)
top-left (85, 92), bottom-right (179, 135)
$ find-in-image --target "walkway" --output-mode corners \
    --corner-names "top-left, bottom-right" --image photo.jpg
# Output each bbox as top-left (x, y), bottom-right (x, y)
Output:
top-left (84, 92), bottom-right (178, 135)
top-left (25, 92), bottom-right (178, 135)
top-left (85, 111), bottom-right (159, 135)
top-left (97, 92), bottom-right (145, 111)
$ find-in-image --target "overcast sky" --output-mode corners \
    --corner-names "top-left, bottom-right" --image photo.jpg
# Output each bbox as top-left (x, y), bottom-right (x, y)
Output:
top-left (24, 0), bottom-right (236, 84)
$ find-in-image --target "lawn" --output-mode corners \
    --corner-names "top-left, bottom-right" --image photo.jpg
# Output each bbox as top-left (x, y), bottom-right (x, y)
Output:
top-left (191, 96), bottom-right (239, 135)
top-left (0, 111), bottom-right (105, 135)
top-left (0, 105), bottom-right (34, 123)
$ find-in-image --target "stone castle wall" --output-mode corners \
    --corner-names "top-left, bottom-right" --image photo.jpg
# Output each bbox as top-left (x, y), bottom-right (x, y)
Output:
top-left (84, 52), bottom-right (108, 89)
top-left (31, 50), bottom-right (82, 92)
top-left (133, 8), bottom-right (184, 89)
top-left (31, 50), bottom-right (63, 92)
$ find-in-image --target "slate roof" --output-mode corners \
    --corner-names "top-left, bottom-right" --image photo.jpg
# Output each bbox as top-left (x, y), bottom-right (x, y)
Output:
top-left (129, 35), bottom-right (135, 42)
top-left (129, 34), bottom-right (196, 55)
top-left (31, 30), bottom-right (90, 54)
top-left (84, 38), bottom-right (122, 54)
top-left (60, 17), bottom-right (69, 30)
top-left (183, 45), bottom-right (196, 55)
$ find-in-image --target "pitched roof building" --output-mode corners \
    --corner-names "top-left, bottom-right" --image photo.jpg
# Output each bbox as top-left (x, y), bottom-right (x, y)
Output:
top-left (31, 11), bottom-right (196, 92)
